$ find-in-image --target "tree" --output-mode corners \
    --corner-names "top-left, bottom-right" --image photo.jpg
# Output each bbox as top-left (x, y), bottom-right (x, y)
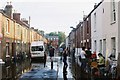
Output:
top-left (58, 31), bottom-right (66, 46)
top-left (49, 32), bottom-right (58, 36)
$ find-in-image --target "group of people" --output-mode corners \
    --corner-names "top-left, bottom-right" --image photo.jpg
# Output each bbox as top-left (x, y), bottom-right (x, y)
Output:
top-left (44, 45), bottom-right (106, 70)
top-left (44, 45), bottom-right (116, 78)
top-left (59, 46), bottom-right (106, 75)
top-left (79, 47), bottom-right (118, 79)
top-left (44, 45), bottom-right (69, 72)
top-left (79, 47), bottom-right (105, 72)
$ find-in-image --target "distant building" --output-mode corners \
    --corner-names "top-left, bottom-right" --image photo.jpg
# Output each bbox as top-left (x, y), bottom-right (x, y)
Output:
top-left (45, 34), bottom-right (59, 48)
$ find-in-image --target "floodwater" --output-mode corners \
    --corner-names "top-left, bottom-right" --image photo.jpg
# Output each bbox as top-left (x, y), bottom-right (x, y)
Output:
top-left (0, 57), bottom-right (75, 80)
top-left (1, 59), bottom-right (31, 80)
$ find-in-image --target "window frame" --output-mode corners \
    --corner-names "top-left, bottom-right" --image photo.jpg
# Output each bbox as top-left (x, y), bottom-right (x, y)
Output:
top-left (111, 0), bottom-right (116, 24)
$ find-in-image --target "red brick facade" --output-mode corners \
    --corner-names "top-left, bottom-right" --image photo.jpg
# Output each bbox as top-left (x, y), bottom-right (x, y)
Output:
top-left (68, 15), bottom-right (91, 49)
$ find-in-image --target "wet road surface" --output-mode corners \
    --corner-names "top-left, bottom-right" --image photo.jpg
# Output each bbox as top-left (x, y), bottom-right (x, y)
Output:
top-left (20, 57), bottom-right (74, 80)
top-left (0, 55), bottom-right (75, 80)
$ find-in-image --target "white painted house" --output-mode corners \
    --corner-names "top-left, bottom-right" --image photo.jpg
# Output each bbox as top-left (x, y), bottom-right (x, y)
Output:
top-left (65, 36), bottom-right (69, 48)
top-left (91, 0), bottom-right (120, 61)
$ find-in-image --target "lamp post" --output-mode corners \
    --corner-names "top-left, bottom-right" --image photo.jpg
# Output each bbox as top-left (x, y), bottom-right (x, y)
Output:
top-left (70, 26), bottom-right (75, 29)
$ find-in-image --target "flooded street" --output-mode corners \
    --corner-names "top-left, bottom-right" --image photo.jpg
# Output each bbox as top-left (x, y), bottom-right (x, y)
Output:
top-left (0, 54), bottom-right (110, 80)
top-left (0, 55), bottom-right (75, 80)
top-left (0, 0), bottom-right (120, 80)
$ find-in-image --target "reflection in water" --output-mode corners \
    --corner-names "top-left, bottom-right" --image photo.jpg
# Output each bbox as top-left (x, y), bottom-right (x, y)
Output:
top-left (63, 63), bottom-right (68, 80)
top-left (1, 58), bottom-right (45, 80)
top-left (0, 65), bottom-right (2, 80)
top-left (1, 59), bottom-right (31, 80)
top-left (1, 57), bottom-right (74, 80)
top-left (63, 72), bottom-right (68, 80)
top-left (31, 62), bottom-right (44, 69)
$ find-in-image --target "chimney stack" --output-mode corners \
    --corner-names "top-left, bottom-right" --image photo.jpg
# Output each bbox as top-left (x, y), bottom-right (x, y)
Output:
top-left (13, 13), bottom-right (21, 21)
top-left (21, 18), bottom-right (28, 24)
top-left (31, 27), bottom-right (34, 29)
top-left (4, 2), bottom-right (13, 18)
top-left (94, 3), bottom-right (97, 8)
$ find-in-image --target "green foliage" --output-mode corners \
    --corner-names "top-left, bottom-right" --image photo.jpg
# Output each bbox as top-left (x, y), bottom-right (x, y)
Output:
top-left (58, 31), bottom-right (66, 45)
top-left (49, 32), bottom-right (58, 36)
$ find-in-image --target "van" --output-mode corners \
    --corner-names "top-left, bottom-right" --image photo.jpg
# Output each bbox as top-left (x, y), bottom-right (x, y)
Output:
top-left (30, 41), bottom-right (45, 59)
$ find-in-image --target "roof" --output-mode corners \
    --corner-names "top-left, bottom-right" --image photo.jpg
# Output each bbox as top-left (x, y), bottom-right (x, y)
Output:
top-left (45, 35), bottom-right (58, 39)
top-left (84, 0), bottom-right (103, 21)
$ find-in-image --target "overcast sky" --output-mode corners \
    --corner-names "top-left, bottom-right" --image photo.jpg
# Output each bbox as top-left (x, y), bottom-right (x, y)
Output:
top-left (0, 0), bottom-right (101, 36)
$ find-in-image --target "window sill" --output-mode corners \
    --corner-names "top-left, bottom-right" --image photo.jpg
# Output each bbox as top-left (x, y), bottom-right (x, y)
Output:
top-left (6, 32), bottom-right (10, 35)
top-left (111, 21), bottom-right (116, 25)
top-left (6, 55), bottom-right (10, 58)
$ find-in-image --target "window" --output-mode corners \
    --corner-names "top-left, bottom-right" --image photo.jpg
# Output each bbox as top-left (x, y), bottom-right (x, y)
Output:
top-left (94, 40), bottom-right (97, 52)
top-left (111, 0), bottom-right (116, 23)
top-left (103, 39), bottom-right (106, 57)
top-left (87, 21), bottom-right (89, 33)
top-left (94, 13), bottom-right (96, 32)
top-left (111, 37), bottom-right (116, 57)
top-left (99, 40), bottom-right (102, 53)
top-left (6, 19), bottom-right (10, 33)
top-left (31, 46), bottom-right (43, 51)
top-left (51, 38), bottom-right (52, 40)
top-left (25, 29), bottom-right (27, 40)
top-left (6, 43), bottom-right (10, 57)
top-left (17, 25), bottom-right (20, 36)
top-left (103, 8), bottom-right (104, 13)
top-left (81, 26), bottom-right (83, 39)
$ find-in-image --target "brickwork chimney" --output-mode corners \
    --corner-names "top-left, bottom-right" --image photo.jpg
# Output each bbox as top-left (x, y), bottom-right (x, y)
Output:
top-left (13, 13), bottom-right (21, 21)
top-left (4, 2), bottom-right (13, 18)
top-left (94, 3), bottom-right (97, 8)
top-left (21, 18), bottom-right (28, 24)
top-left (31, 27), bottom-right (34, 29)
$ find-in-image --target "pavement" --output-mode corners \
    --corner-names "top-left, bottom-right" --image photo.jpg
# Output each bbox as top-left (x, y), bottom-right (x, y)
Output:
top-left (19, 56), bottom-right (74, 80)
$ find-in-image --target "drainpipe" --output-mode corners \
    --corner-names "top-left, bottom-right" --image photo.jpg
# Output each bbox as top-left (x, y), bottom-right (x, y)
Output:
top-left (0, 33), bottom-right (3, 59)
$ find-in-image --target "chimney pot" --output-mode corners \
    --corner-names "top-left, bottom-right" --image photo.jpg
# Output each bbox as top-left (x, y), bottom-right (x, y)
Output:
top-left (94, 3), bottom-right (97, 8)
top-left (21, 18), bottom-right (28, 24)
top-left (4, 3), bottom-right (13, 18)
top-left (13, 13), bottom-right (21, 21)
